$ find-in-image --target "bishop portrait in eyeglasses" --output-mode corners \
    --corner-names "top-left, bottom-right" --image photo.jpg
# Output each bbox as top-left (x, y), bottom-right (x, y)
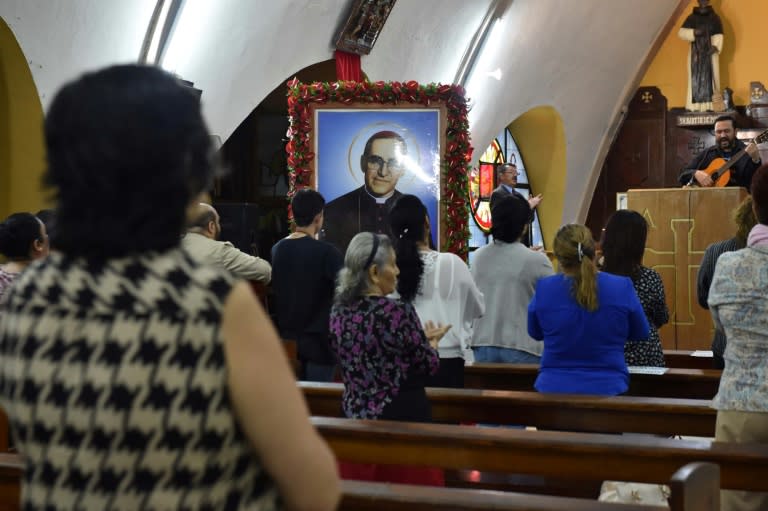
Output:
top-left (321, 131), bottom-right (406, 253)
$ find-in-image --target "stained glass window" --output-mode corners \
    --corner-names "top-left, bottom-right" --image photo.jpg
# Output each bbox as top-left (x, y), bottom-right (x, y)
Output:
top-left (468, 128), bottom-right (544, 260)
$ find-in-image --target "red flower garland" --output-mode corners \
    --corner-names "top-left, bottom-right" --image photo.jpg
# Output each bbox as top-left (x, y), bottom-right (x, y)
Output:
top-left (286, 79), bottom-right (472, 259)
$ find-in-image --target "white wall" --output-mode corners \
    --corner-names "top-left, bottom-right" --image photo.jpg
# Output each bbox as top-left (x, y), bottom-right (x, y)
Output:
top-left (0, 0), bottom-right (155, 105)
top-left (1, 0), bottom-right (680, 223)
top-left (462, 0), bottom-right (681, 222)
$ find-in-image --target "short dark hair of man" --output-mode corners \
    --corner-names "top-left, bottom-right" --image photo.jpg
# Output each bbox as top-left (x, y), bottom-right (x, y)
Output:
top-left (714, 115), bottom-right (735, 128)
top-left (600, 210), bottom-right (648, 278)
top-left (0, 213), bottom-right (42, 260)
top-left (490, 196), bottom-right (530, 243)
top-left (292, 189), bottom-right (326, 227)
top-left (751, 164), bottom-right (768, 224)
top-left (43, 65), bottom-right (215, 258)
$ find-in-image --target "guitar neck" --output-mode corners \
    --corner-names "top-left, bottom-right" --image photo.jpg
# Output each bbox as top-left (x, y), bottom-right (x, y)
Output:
top-left (719, 148), bottom-right (748, 173)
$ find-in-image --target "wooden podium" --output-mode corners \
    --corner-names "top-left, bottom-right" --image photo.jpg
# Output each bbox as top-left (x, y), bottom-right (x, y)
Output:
top-left (626, 187), bottom-right (748, 350)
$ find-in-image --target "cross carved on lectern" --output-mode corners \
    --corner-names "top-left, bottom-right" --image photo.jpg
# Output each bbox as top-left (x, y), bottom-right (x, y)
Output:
top-left (644, 215), bottom-right (704, 326)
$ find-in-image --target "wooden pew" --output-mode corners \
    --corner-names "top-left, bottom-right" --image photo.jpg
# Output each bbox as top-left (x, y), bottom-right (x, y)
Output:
top-left (0, 454), bottom-right (19, 511)
top-left (312, 415), bottom-right (768, 493)
top-left (0, 410), bottom-right (8, 453)
top-left (464, 364), bottom-right (721, 399)
top-left (341, 462), bottom-right (718, 511)
top-left (664, 350), bottom-right (714, 370)
top-left (282, 346), bottom-right (714, 372)
top-left (0, 453), bottom-right (717, 511)
top-left (300, 382), bottom-right (716, 436)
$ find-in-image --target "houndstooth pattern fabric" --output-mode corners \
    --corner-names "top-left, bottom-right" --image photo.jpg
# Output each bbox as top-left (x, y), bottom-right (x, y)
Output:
top-left (0, 249), bottom-right (279, 510)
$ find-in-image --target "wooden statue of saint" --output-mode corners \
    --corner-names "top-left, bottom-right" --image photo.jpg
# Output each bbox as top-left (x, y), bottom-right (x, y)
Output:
top-left (678, 0), bottom-right (724, 112)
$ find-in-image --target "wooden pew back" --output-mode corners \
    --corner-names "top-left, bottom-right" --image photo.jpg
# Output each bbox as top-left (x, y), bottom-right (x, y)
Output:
top-left (312, 416), bottom-right (761, 492)
top-left (341, 462), bottom-right (718, 511)
top-left (300, 382), bottom-right (716, 436)
top-left (341, 480), bottom-right (665, 510)
top-left (464, 363), bottom-right (721, 399)
top-left (664, 350), bottom-right (714, 370)
top-left (0, 453), bottom-right (718, 511)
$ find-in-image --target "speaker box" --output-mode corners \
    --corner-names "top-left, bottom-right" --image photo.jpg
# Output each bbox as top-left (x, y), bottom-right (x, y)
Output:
top-left (213, 202), bottom-right (261, 257)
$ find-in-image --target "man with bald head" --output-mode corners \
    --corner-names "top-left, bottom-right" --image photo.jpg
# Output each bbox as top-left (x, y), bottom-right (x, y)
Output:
top-left (182, 203), bottom-right (271, 282)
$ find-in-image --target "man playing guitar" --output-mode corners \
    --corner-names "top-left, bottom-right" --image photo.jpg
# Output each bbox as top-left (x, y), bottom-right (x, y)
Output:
top-left (679, 115), bottom-right (763, 189)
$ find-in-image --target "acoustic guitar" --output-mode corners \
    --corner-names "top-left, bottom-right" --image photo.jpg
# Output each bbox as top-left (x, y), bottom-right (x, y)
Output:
top-left (684, 128), bottom-right (768, 187)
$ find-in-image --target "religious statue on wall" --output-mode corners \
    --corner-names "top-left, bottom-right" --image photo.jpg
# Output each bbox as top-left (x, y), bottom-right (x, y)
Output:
top-left (678, 0), bottom-right (724, 112)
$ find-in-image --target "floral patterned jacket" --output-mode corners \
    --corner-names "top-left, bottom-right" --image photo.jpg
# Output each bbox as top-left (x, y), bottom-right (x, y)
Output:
top-left (709, 245), bottom-right (768, 411)
top-left (329, 296), bottom-right (439, 419)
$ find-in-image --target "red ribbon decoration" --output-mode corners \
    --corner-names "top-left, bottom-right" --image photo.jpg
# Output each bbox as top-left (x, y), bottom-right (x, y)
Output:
top-left (334, 50), bottom-right (362, 82)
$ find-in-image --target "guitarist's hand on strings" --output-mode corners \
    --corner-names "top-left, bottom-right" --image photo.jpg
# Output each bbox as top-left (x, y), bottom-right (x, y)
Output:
top-left (746, 142), bottom-right (761, 163)
top-left (693, 170), bottom-right (714, 187)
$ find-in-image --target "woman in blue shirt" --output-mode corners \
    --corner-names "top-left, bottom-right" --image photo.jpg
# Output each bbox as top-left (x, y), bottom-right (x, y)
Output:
top-left (528, 224), bottom-right (649, 395)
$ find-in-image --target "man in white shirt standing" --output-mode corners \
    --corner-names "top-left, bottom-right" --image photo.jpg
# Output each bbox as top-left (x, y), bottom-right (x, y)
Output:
top-left (182, 203), bottom-right (271, 283)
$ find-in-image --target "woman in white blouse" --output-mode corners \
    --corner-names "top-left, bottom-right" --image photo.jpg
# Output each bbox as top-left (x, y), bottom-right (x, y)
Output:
top-left (389, 195), bottom-right (485, 388)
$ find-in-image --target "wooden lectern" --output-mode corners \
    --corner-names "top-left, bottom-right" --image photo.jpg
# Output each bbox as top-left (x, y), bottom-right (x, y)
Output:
top-left (626, 187), bottom-right (748, 350)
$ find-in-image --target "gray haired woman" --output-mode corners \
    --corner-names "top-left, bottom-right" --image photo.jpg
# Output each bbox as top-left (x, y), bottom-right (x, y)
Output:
top-left (329, 232), bottom-right (446, 422)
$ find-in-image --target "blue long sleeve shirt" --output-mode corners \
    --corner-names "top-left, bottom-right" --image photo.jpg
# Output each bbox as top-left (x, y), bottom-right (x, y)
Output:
top-left (528, 272), bottom-right (650, 395)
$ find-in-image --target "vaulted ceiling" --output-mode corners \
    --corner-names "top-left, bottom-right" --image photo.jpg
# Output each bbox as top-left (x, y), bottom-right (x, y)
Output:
top-left (0, 0), bottom-right (684, 224)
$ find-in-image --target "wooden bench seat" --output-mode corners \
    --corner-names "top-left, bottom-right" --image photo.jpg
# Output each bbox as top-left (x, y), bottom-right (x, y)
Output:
top-left (341, 461), bottom-right (718, 511)
top-left (464, 364), bottom-right (721, 399)
top-left (313, 416), bottom-right (768, 492)
top-left (0, 453), bottom-right (718, 511)
top-left (301, 382), bottom-right (716, 436)
top-left (0, 453), bottom-right (20, 510)
top-left (664, 350), bottom-right (714, 370)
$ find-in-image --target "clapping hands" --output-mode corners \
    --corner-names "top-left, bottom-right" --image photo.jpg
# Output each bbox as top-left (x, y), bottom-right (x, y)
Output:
top-left (423, 320), bottom-right (452, 349)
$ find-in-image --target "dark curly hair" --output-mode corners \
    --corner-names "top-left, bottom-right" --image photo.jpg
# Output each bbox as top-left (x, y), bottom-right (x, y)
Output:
top-left (0, 213), bottom-right (43, 260)
top-left (388, 194), bottom-right (427, 302)
top-left (43, 65), bottom-right (216, 258)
